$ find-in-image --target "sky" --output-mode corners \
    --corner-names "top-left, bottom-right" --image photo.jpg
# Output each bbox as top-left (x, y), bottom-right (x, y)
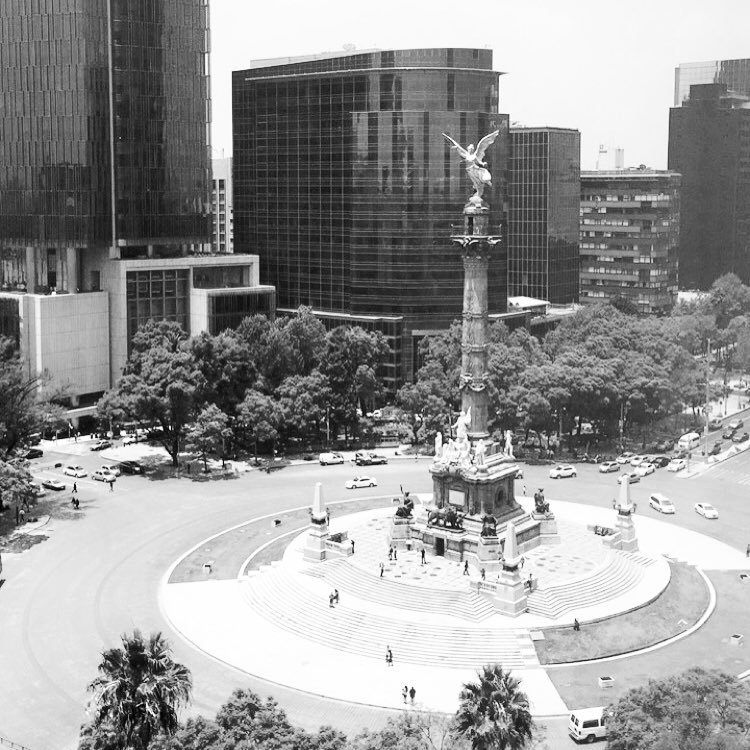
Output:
top-left (208, 0), bottom-right (749, 170)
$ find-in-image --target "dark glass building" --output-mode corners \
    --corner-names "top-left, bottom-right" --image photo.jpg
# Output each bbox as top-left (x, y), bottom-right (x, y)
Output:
top-left (233, 48), bottom-right (509, 383)
top-left (508, 128), bottom-right (580, 304)
top-left (580, 169), bottom-right (680, 314)
top-left (0, 0), bottom-right (210, 261)
top-left (674, 58), bottom-right (750, 106)
top-left (668, 83), bottom-right (750, 289)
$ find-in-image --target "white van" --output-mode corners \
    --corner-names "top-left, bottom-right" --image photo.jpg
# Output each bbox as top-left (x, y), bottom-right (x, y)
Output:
top-left (568, 706), bottom-right (608, 743)
top-left (678, 431), bottom-right (701, 451)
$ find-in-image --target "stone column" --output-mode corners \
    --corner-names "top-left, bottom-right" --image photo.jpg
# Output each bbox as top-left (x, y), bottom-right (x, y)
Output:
top-left (493, 521), bottom-right (528, 616)
top-left (304, 482), bottom-right (329, 563)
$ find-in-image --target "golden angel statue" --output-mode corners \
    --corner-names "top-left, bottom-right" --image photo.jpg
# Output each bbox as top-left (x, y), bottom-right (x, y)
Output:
top-left (442, 130), bottom-right (500, 203)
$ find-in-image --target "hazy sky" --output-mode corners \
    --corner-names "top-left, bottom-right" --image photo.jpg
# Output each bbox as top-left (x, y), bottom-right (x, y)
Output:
top-left (209, 0), bottom-right (749, 170)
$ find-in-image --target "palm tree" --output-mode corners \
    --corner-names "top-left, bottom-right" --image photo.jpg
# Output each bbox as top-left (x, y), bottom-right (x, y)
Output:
top-left (86, 630), bottom-right (192, 750)
top-left (453, 664), bottom-right (534, 750)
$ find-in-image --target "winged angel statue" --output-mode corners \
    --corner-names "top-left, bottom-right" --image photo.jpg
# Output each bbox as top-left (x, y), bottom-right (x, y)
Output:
top-left (442, 130), bottom-right (500, 203)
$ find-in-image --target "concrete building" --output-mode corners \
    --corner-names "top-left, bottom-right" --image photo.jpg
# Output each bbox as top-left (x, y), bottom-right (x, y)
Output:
top-left (0, 0), bottom-right (273, 419)
top-left (668, 83), bottom-right (750, 289)
top-left (508, 127), bottom-right (580, 304)
top-left (580, 169), bottom-right (680, 314)
top-left (232, 48), bottom-right (510, 386)
top-left (212, 157), bottom-right (234, 253)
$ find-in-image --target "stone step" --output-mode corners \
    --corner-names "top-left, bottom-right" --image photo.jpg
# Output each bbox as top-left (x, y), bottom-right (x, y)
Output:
top-left (300, 559), bottom-right (496, 622)
top-left (243, 568), bottom-right (536, 669)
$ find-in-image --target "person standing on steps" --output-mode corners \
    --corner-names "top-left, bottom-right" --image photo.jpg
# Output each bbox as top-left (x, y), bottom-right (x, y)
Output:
top-left (463, 560), bottom-right (469, 575)
top-left (333, 588), bottom-right (339, 605)
top-left (402, 685), bottom-right (408, 703)
top-left (409, 686), bottom-right (416, 704)
top-left (481, 567), bottom-right (486, 580)
top-left (386, 646), bottom-right (393, 666)
top-left (379, 562), bottom-right (384, 578)
top-left (350, 539), bottom-right (355, 554)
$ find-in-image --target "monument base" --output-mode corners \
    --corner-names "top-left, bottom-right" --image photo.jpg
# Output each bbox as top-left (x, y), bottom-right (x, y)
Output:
top-left (303, 522), bottom-right (328, 563)
top-left (388, 516), bottom-right (413, 549)
top-left (476, 534), bottom-right (502, 573)
top-left (476, 566), bottom-right (528, 616)
top-left (604, 512), bottom-right (638, 552)
top-left (532, 512), bottom-right (561, 545)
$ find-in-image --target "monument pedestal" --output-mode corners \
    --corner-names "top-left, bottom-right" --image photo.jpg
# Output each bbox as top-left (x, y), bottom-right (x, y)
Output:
top-left (476, 534), bottom-right (502, 573)
top-left (614, 511), bottom-right (638, 552)
top-left (388, 516), bottom-right (413, 550)
top-left (492, 566), bottom-right (528, 616)
top-left (304, 520), bottom-right (328, 562)
top-left (532, 512), bottom-right (561, 545)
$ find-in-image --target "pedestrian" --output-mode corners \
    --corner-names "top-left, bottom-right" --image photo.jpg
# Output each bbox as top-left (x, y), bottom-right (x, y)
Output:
top-left (350, 539), bottom-right (355, 554)
top-left (329, 593), bottom-right (334, 608)
top-left (386, 646), bottom-right (393, 666)
top-left (528, 573), bottom-right (534, 590)
top-left (74, 432), bottom-right (78, 443)
top-left (402, 685), bottom-right (408, 703)
top-left (481, 567), bottom-right (486, 580)
top-left (746, 543), bottom-right (750, 558)
top-left (463, 560), bottom-right (469, 576)
top-left (72, 482), bottom-right (78, 494)
top-left (108, 479), bottom-right (114, 492)
top-left (388, 546), bottom-right (393, 561)
top-left (523, 484), bottom-right (527, 496)
top-left (333, 588), bottom-right (339, 604)
top-left (393, 548), bottom-right (397, 561)
top-left (74, 497), bottom-right (80, 509)
top-left (380, 562), bottom-right (384, 578)
top-left (420, 548), bottom-right (426, 565)
top-left (409, 686), bottom-right (416, 704)
top-left (19, 507), bottom-right (25, 524)
top-left (573, 618), bottom-right (580, 632)
top-left (520, 555), bottom-right (525, 569)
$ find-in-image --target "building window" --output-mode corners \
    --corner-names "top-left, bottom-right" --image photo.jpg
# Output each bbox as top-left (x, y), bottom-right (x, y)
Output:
top-left (126, 269), bottom-right (189, 347)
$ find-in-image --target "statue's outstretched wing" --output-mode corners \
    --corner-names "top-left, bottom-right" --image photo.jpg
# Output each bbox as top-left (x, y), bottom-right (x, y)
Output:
top-left (442, 132), bottom-right (469, 159)
top-left (475, 129), bottom-right (500, 161)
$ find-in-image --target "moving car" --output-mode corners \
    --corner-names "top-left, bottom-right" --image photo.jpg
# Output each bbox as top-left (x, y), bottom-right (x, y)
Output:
top-left (101, 464), bottom-right (121, 477)
top-left (667, 458), bottom-right (687, 472)
top-left (92, 469), bottom-right (117, 483)
top-left (732, 431), bottom-right (749, 443)
top-left (649, 455), bottom-right (670, 468)
top-left (568, 707), bottom-right (608, 744)
top-left (549, 464), bottom-right (576, 479)
top-left (118, 460), bottom-right (144, 475)
top-left (366, 453), bottom-right (389, 465)
top-left (354, 451), bottom-right (388, 466)
top-left (649, 493), bottom-right (675, 514)
top-left (708, 418), bottom-right (723, 430)
top-left (634, 462), bottom-right (655, 476)
top-left (617, 472), bottom-right (640, 484)
top-left (629, 455), bottom-right (649, 466)
top-left (722, 427), bottom-right (736, 440)
top-left (345, 476), bottom-right (377, 490)
top-left (695, 502), bottom-right (719, 519)
top-left (616, 452), bottom-right (634, 464)
top-left (41, 479), bottom-right (65, 491)
top-left (708, 441), bottom-right (723, 456)
top-left (728, 418), bottom-right (744, 431)
top-left (677, 432), bottom-right (701, 451)
top-left (24, 447), bottom-right (44, 460)
top-left (598, 461), bottom-right (619, 473)
top-left (90, 439), bottom-right (112, 451)
top-left (63, 465), bottom-right (87, 478)
top-left (319, 452), bottom-right (345, 466)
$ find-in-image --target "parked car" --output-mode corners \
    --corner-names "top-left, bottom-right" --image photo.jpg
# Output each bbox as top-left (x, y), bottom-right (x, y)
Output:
top-left (599, 461), bottom-right (619, 473)
top-left (722, 427), bottom-right (736, 440)
top-left (649, 493), bottom-right (675, 514)
top-left (617, 472), bottom-right (640, 484)
top-left (728, 418), bottom-right (744, 431)
top-left (345, 476), bottom-right (377, 490)
top-left (732, 431), bottom-right (749, 443)
top-left (90, 439), bottom-right (112, 451)
top-left (672, 448), bottom-right (689, 459)
top-left (367, 453), bottom-right (389, 465)
top-left (24, 447), bottom-right (44, 460)
top-left (41, 478), bottom-right (65, 491)
top-left (616, 452), bottom-right (634, 464)
top-left (708, 418), bottom-right (723, 430)
top-left (629, 455), bottom-right (649, 467)
top-left (695, 502), bottom-right (719, 519)
top-left (649, 455), bottom-right (670, 468)
top-left (319, 452), bottom-right (345, 466)
top-left (63, 465), bottom-right (87, 478)
top-left (100, 464), bottom-right (121, 477)
top-left (568, 707), bottom-right (608, 744)
top-left (667, 458), bottom-right (687, 472)
top-left (635, 462), bottom-right (655, 477)
top-left (122, 434), bottom-right (138, 445)
top-left (118, 460), bottom-right (144, 475)
top-left (92, 469), bottom-right (117, 483)
top-left (549, 464), bottom-right (577, 479)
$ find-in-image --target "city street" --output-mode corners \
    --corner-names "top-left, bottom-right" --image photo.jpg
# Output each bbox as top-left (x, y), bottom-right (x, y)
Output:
top-left (1, 445), bottom-right (749, 750)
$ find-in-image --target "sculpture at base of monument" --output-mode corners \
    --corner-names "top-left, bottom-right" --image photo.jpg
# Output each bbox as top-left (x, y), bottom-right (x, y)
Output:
top-left (442, 130), bottom-right (500, 204)
top-left (434, 431), bottom-right (443, 462)
top-left (504, 430), bottom-right (514, 458)
top-left (394, 491), bottom-right (414, 519)
top-left (534, 488), bottom-right (550, 516)
top-left (480, 513), bottom-right (497, 537)
top-left (427, 506), bottom-right (465, 529)
top-left (474, 438), bottom-right (487, 466)
top-left (453, 407), bottom-right (472, 441)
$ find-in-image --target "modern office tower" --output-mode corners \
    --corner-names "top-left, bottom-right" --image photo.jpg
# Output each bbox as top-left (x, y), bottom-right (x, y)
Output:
top-left (508, 128), bottom-right (580, 304)
top-left (668, 83), bottom-right (750, 289)
top-left (674, 59), bottom-right (750, 106)
top-left (580, 169), bottom-right (680, 314)
top-left (0, 1), bottom-right (273, 421)
top-left (233, 48), bottom-right (509, 385)
top-left (211, 157), bottom-right (234, 253)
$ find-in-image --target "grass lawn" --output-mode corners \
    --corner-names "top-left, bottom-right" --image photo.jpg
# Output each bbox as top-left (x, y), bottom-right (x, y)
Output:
top-left (535, 561), bottom-right (709, 664)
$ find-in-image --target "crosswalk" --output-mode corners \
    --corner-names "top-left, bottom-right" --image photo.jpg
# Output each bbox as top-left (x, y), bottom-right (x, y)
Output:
top-left (700, 461), bottom-right (750, 485)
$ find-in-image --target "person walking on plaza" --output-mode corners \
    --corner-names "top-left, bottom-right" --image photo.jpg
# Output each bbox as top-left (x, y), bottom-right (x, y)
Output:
top-left (329, 593), bottom-right (334, 608)
top-left (573, 618), bottom-right (580, 632)
top-left (388, 546), bottom-right (393, 561)
top-left (402, 685), bottom-right (408, 703)
top-left (379, 562), bottom-right (384, 578)
top-left (72, 482), bottom-right (77, 495)
top-left (463, 560), bottom-right (469, 576)
top-left (393, 548), bottom-right (397, 561)
top-left (386, 646), bottom-right (393, 666)
top-left (350, 539), bottom-right (355, 554)
top-left (409, 686), bottom-right (416, 704)
top-left (108, 479), bottom-right (114, 492)
top-left (420, 548), bottom-right (426, 565)
top-left (333, 589), bottom-right (339, 605)
top-left (481, 567), bottom-right (486, 580)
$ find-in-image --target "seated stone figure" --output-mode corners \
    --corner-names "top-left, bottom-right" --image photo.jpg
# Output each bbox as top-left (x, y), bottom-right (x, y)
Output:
top-left (395, 491), bottom-right (414, 518)
top-left (534, 489), bottom-right (550, 515)
top-left (480, 513), bottom-right (497, 537)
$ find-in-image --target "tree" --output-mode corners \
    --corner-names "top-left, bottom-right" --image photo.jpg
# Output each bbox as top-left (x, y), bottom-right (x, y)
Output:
top-left (184, 405), bottom-right (232, 472)
top-left (236, 389), bottom-right (281, 461)
top-left (0, 458), bottom-right (34, 512)
top-left (83, 631), bottom-right (192, 750)
top-left (453, 665), bottom-right (534, 750)
top-left (606, 667), bottom-right (750, 750)
top-left (275, 372), bottom-right (331, 447)
top-left (709, 273), bottom-right (750, 329)
top-left (98, 321), bottom-right (205, 466)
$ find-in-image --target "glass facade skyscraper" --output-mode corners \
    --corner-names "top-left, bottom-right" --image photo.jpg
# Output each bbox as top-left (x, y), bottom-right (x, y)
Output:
top-left (674, 59), bottom-right (750, 106)
top-left (508, 128), bottom-right (580, 304)
top-left (669, 83), bottom-right (750, 289)
top-left (233, 48), bottom-right (509, 382)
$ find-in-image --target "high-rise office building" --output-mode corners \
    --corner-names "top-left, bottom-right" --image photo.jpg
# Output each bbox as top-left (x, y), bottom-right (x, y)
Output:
top-left (580, 169), bottom-right (680, 313)
top-left (0, 0), bottom-right (273, 420)
top-left (233, 48), bottom-right (509, 384)
top-left (674, 58), bottom-right (750, 106)
top-left (212, 157), bottom-right (234, 253)
top-left (668, 83), bottom-right (750, 289)
top-left (508, 128), bottom-right (580, 304)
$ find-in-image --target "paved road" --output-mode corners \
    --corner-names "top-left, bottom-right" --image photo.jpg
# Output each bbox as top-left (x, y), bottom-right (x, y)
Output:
top-left (0, 449), bottom-right (748, 750)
